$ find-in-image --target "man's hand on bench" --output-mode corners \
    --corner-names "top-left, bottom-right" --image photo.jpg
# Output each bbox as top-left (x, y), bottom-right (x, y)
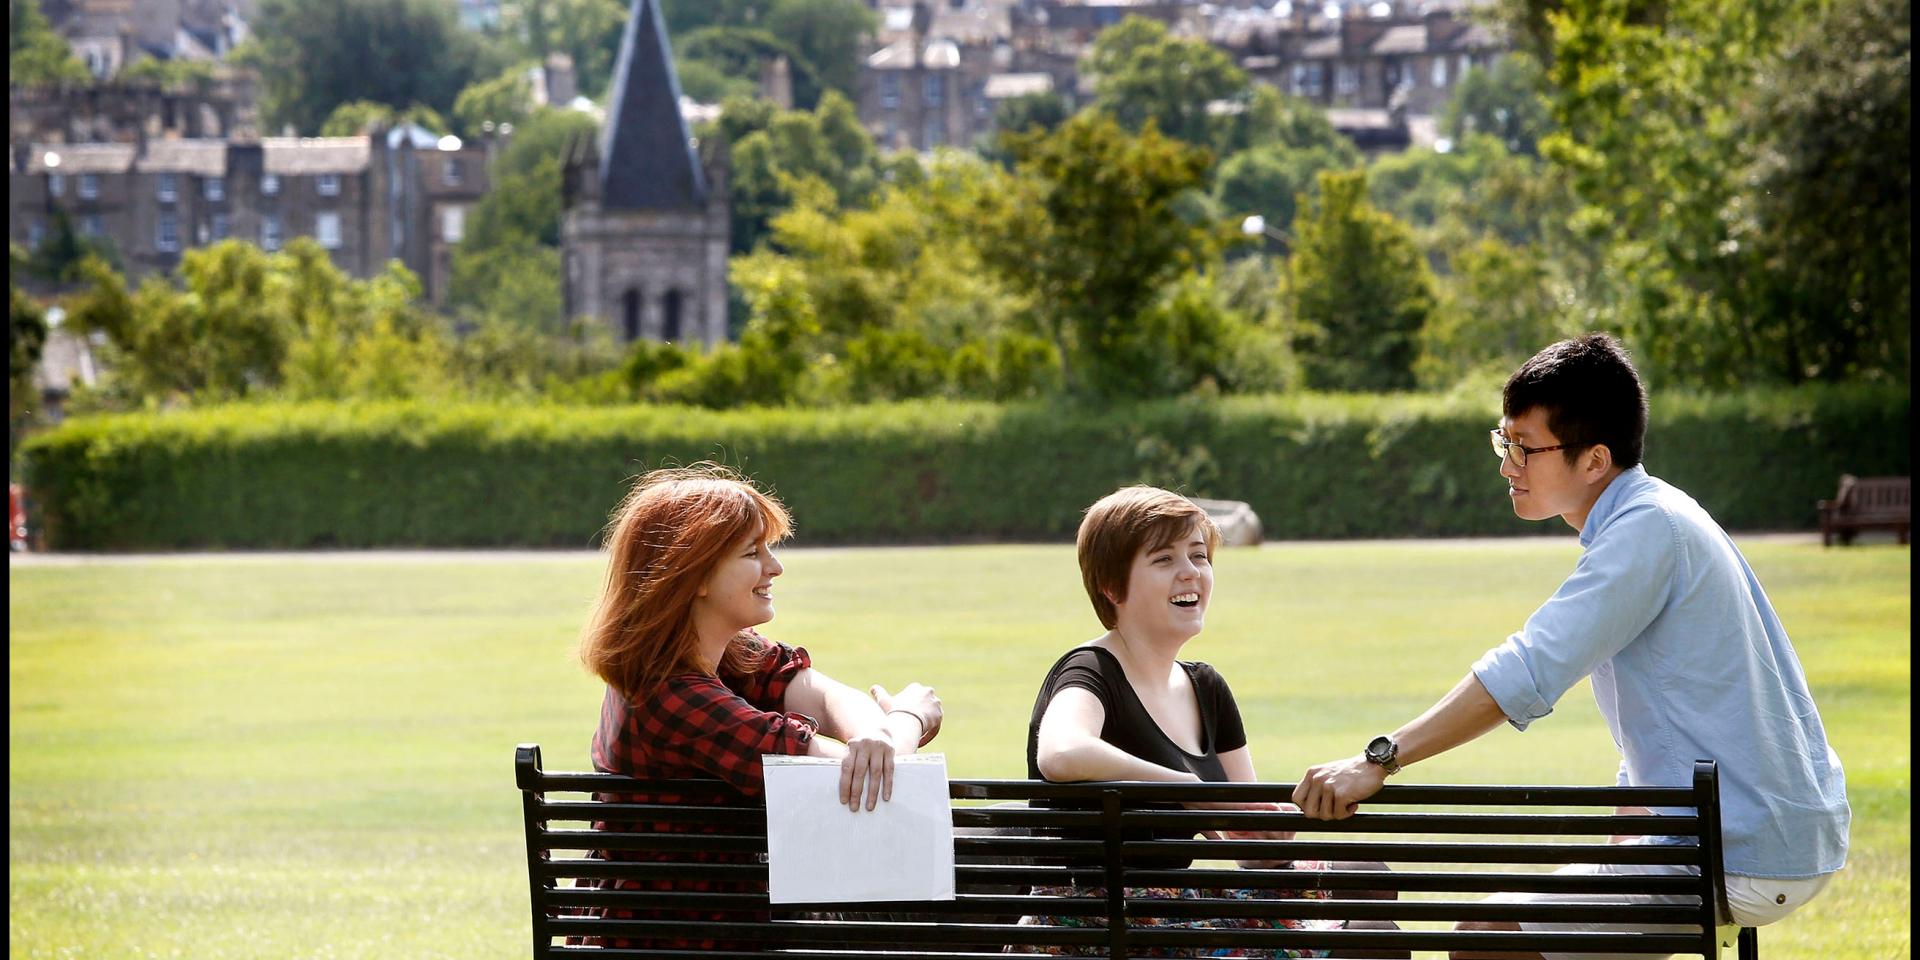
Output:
top-left (1294, 755), bottom-right (1388, 820)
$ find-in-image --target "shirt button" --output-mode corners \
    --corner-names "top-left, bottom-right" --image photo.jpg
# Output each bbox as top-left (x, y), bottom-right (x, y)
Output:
top-left (1775, 894), bottom-right (1787, 905)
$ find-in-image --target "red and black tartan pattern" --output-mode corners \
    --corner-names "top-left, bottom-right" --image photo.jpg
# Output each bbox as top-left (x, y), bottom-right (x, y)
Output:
top-left (562, 636), bottom-right (817, 950)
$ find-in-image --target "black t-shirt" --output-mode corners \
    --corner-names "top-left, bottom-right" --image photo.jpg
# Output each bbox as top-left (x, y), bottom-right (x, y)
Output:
top-left (1024, 645), bottom-right (1249, 867)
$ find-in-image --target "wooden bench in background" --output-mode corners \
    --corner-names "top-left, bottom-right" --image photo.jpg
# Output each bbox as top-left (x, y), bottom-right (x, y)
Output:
top-left (1818, 475), bottom-right (1911, 546)
top-left (515, 744), bottom-right (1759, 958)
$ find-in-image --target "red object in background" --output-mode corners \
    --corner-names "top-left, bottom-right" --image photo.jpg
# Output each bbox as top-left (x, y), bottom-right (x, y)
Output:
top-left (9, 484), bottom-right (27, 551)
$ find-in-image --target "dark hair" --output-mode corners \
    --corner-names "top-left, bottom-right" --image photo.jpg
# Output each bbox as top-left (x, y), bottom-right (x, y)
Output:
top-left (1503, 334), bottom-right (1648, 468)
top-left (1077, 486), bottom-right (1221, 630)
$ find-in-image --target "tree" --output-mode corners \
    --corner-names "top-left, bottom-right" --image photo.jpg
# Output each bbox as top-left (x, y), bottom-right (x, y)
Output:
top-left (320, 100), bottom-right (449, 136)
top-left (1088, 17), bottom-right (1250, 147)
top-left (1213, 143), bottom-right (1353, 238)
top-left (64, 241), bottom-right (442, 405)
top-left (721, 92), bottom-right (883, 253)
top-left (118, 58), bottom-right (217, 89)
top-left (1290, 170), bottom-right (1435, 391)
top-left (762, 0), bottom-right (877, 100)
top-left (1737, 0), bottom-right (1910, 382)
top-left (1416, 237), bottom-right (1571, 387)
top-left (977, 113), bottom-right (1218, 395)
top-left (1535, 0), bottom-right (1901, 386)
top-left (10, 246), bottom-right (50, 430)
top-left (448, 107), bottom-right (599, 323)
top-left (993, 92), bottom-right (1071, 137)
top-left (725, 154), bottom-right (1046, 402)
top-left (25, 210), bottom-right (121, 285)
top-left (678, 27), bottom-right (825, 109)
top-left (498, 0), bottom-right (626, 100)
top-left (452, 63), bottom-right (536, 136)
top-left (1440, 55), bottom-right (1552, 156)
top-left (10, 0), bottom-right (90, 86)
top-left (239, 0), bottom-right (491, 135)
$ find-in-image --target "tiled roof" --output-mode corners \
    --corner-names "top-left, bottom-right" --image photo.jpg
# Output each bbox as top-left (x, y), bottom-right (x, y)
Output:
top-left (1300, 35), bottom-right (1342, 58)
top-left (136, 138), bottom-right (228, 175)
top-left (26, 143), bottom-right (136, 174)
top-left (984, 72), bottom-right (1054, 98)
top-left (262, 137), bottom-right (372, 175)
top-left (868, 39), bottom-right (920, 70)
top-left (1372, 24), bottom-right (1428, 55)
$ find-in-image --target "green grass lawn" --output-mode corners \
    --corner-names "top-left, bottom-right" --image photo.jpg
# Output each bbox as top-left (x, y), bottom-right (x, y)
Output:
top-left (9, 539), bottom-right (1908, 958)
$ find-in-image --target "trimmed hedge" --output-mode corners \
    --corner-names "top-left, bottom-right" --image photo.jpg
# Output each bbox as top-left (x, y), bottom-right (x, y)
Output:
top-left (18, 386), bottom-right (1909, 550)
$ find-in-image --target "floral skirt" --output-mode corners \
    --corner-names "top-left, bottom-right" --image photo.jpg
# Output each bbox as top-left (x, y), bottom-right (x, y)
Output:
top-left (1016, 861), bottom-right (1342, 959)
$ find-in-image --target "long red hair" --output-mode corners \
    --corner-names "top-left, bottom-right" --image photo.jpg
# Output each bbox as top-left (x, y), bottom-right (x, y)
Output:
top-left (580, 464), bottom-right (794, 700)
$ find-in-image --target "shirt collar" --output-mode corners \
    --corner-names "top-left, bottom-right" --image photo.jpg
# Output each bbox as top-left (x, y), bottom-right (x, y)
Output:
top-left (1579, 464), bottom-right (1651, 547)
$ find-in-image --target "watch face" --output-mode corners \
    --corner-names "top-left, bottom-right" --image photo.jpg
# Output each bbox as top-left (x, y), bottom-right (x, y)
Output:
top-left (1366, 736), bottom-right (1392, 762)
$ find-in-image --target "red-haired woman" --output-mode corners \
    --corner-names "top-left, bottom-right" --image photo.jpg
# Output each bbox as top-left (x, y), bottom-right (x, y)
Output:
top-left (570, 465), bottom-right (941, 949)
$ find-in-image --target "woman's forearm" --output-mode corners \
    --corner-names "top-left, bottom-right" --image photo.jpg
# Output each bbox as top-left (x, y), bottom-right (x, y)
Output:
top-left (795, 670), bottom-right (919, 752)
top-left (1037, 735), bottom-right (1199, 783)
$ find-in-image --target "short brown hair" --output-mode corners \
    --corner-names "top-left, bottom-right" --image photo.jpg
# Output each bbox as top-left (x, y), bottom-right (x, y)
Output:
top-left (1076, 486), bottom-right (1220, 629)
top-left (579, 464), bottom-right (794, 700)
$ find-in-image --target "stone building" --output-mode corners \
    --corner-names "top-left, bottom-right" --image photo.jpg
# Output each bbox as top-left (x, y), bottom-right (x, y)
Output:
top-left (560, 0), bottom-right (729, 347)
top-left (8, 127), bottom-right (490, 305)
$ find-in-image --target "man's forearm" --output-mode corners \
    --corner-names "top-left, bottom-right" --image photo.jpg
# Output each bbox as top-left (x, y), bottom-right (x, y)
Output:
top-left (1392, 672), bottom-right (1510, 769)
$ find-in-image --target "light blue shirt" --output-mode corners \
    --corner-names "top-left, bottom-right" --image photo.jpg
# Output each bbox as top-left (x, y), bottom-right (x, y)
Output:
top-left (1472, 466), bottom-right (1849, 878)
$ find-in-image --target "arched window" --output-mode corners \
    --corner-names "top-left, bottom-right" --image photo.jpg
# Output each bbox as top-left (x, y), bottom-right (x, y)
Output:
top-left (662, 290), bottom-right (684, 342)
top-left (622, 288), bottom-right (643, 342)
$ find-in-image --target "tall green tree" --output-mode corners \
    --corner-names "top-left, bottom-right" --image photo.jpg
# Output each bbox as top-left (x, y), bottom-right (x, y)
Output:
top-left (1538, 0), bottom-right (1907, 385)
top-left (678, 27), bottom-right (825, 108)
top-left (977, 113), bottom-right (1217, 394)
top-left (319, 100), bottom-right (449, 136)
top-left (1290, 170), bottom-right (1435, 391)
top-left (239, 0), bottom-right (492, 135)
top-left (1441, 55), bottom-right (1552, 156)
top-left (762, 0), bottom-right (876, 100)
top-left (10, 246), bottom-right (50, 431)
top-left (1088, 17), bottom-right (1250, 147)
top-left (499, 0), bottom-right (627, 100)
top-left (720, 92), bottom-right (884, 253)
top-left (1737, 0), bottom-right (1910, 381)
top-left (10, 0), bottom-right (90, 86)
top-left (447, 107), bottom-right (599, 328)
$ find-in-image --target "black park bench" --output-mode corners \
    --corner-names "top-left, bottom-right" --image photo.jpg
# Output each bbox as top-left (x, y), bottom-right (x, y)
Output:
top-left (516, 744), bottom-right (1760, 958)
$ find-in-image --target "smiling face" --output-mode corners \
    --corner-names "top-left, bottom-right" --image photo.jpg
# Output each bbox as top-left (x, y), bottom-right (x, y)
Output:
top-left (1111, 524), bottom-right (1214, 643)
top-left (1499, 406), bottom-right (1612, 529)
top-left (692, 523), bottom-right (784, 636)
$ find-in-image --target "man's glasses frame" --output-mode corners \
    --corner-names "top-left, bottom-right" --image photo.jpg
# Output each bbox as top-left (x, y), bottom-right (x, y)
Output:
top-left (1489, 428), bottom-right (1573, 468)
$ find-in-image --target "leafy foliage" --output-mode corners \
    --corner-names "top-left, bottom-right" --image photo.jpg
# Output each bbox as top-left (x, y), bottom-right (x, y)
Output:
top-left (20, 386), bottom-right (1906, 549)
top-left (1290, 170), bottom-right (1436, 391)
top-left (977, 113), bottom-right (1218, 395)
top-left (9, 0), bottom-right (89, 86)
top-left (238, 0), bottom-right (493, 135)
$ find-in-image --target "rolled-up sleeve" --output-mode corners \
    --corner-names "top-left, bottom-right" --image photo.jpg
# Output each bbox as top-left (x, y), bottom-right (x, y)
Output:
top-left (1472, 504), bottom-right (1679, 731)
top-left (724, 637), bottom-right (813, 712)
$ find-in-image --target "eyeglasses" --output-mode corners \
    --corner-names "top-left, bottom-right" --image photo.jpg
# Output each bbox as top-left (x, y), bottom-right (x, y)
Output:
top-left (1489, 428), bottom-right (1572, 468)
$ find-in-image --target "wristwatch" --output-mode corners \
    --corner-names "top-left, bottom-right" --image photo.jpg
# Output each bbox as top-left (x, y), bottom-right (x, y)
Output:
top-left (1364, 735), bottom-right (1402, 776)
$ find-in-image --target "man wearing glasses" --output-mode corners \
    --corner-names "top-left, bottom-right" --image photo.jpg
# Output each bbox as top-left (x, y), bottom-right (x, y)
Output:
top-left (1293, 334), bottom-right (1848, 955)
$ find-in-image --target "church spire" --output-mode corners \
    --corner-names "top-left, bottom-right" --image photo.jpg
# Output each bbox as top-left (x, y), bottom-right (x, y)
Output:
top-left (598, 0), bottom-right (706, 209)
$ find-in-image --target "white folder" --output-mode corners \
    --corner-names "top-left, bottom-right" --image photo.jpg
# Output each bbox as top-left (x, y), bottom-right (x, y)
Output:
top-left (763, 754), bottom-right (956, 904)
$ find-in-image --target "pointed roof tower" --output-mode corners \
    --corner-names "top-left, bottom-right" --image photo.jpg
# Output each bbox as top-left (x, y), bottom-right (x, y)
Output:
top-left (598, 0), bottom-right (706, 209)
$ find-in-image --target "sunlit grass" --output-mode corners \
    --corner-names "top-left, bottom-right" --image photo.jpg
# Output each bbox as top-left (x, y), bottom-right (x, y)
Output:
top-left (8, 539), bottom-right (1907, 958)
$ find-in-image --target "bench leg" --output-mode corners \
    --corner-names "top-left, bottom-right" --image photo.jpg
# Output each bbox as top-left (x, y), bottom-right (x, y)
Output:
top-left (1738, 926), bottom-right (1758, 959)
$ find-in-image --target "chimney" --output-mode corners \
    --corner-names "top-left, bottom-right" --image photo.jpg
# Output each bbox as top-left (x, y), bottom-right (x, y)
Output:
top-left (758, 55), bottom-right (793, 110)
top-left (544, 52), bottom-right (578, 106)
